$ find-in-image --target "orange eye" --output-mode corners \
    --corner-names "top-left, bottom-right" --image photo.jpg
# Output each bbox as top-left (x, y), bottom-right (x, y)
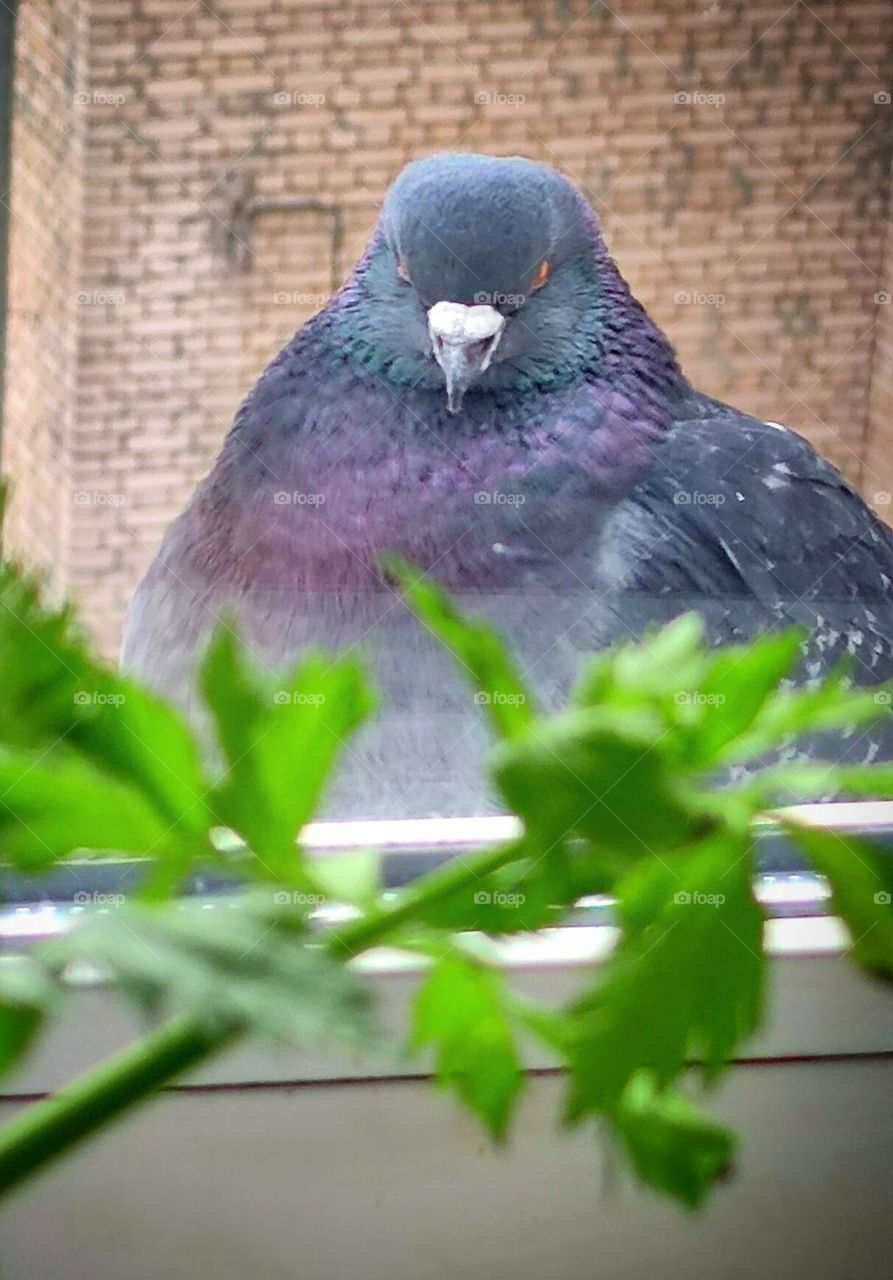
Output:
top-left (396, 259), bottom-right (411, 283)
top-left (531, 260), bottom-right (551, 291)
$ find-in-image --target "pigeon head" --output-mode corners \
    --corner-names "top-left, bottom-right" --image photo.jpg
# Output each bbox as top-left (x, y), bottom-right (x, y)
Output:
top-left (340, 153), bottom-right (617, 413)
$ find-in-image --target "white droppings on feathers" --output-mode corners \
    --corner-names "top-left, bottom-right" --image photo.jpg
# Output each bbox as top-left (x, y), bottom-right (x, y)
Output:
top-left (846, 630), bottom-right (864, 653)
top-left (718, 538), bottom-right (744, 574)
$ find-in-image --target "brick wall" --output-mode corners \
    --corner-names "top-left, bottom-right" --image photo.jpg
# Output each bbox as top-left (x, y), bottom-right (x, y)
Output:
top-left (3, 0), bottom-right (86, 596)
top-left (4, 0), bottom-right (893, 656)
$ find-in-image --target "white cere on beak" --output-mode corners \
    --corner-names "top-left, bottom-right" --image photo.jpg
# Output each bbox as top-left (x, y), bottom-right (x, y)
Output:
top-left (427, 301), bottom-right (505, 369)
top-left (426, 302), bottom-right (506, 413)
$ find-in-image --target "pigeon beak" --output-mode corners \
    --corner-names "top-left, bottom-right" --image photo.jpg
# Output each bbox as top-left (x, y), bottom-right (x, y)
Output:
top-left (427, 301), bottom-right (506, 414)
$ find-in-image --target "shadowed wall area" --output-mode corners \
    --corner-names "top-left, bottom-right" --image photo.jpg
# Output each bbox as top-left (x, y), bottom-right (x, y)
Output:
top-left (3, 0), bottom-right (893, 656)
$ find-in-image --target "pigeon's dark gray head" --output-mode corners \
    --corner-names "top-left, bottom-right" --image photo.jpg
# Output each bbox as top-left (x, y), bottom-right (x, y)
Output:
top-left (340, 153), bottom-right (613, 412)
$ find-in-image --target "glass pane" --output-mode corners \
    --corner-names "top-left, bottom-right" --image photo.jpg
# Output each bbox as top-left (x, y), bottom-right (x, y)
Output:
top-left (2, 1), bottom-right (891, 904)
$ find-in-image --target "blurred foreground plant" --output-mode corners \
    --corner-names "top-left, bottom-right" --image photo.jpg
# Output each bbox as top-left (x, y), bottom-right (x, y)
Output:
top-left (0, 542), bottom-right (891, 1209)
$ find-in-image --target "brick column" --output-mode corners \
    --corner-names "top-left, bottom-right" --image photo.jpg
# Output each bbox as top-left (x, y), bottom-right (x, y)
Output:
top-left (2, 0), bottom-right (86, 598)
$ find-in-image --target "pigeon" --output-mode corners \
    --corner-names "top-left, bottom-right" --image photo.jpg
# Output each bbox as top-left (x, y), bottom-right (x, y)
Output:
top-left (122, 152), bottom-right (893, 817)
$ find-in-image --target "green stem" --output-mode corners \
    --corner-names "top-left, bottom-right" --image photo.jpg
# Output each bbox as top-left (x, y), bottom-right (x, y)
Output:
top-left (327, 839), bottom-right (523, 955)
top-left (0, 1014), bottom-right (239, 1198)
top-left (0, 838), bottom-right (526, 1199)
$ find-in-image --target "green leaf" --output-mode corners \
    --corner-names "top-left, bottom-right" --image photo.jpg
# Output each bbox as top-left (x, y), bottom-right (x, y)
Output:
top-left (0, 541), bottom-right (212, 890)
top-left (0, 750), bottom-right (184, 869)
top-left (69, 677), bottom-right (213, 897)
top-left (409, 837), bottom-right (626, 935)
top-left (311, 849), bottom-right (381, 908)
top-left (621, 612), bottom-right (707, 678)
top-left (410, 953), bottom-right (523, 1141)
top-left (689, 629), bottom-right (804, 763)
top-left (201, 629), bottom-right (373, 876)
top-left (382, 556), bottom-right (534, 740)
top-left (609, 1072), bottom-right (735, 1208)
top-left (49, 895), bottom-right (373, 1046)
top-left (728, 670), bottom-right (892, 764)
top-left (0, 956), bottom-right (58, 1080)
top-left (70, 676), bottom-right (210, 840)
top-left (492, 706), bottom-right (703, 856)
top-left (739, 762), bottom-right (893, 807)
top-left (560, 837), bottom-right (764, 1118)
top-left (573, 613), bottom-right (707, 711)
top-left (409, 863), bottom-right (562, 934)
top-left (782, 822), bottom-right (893, 978)
top-left (0, 561), bottom-right (88, 751)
